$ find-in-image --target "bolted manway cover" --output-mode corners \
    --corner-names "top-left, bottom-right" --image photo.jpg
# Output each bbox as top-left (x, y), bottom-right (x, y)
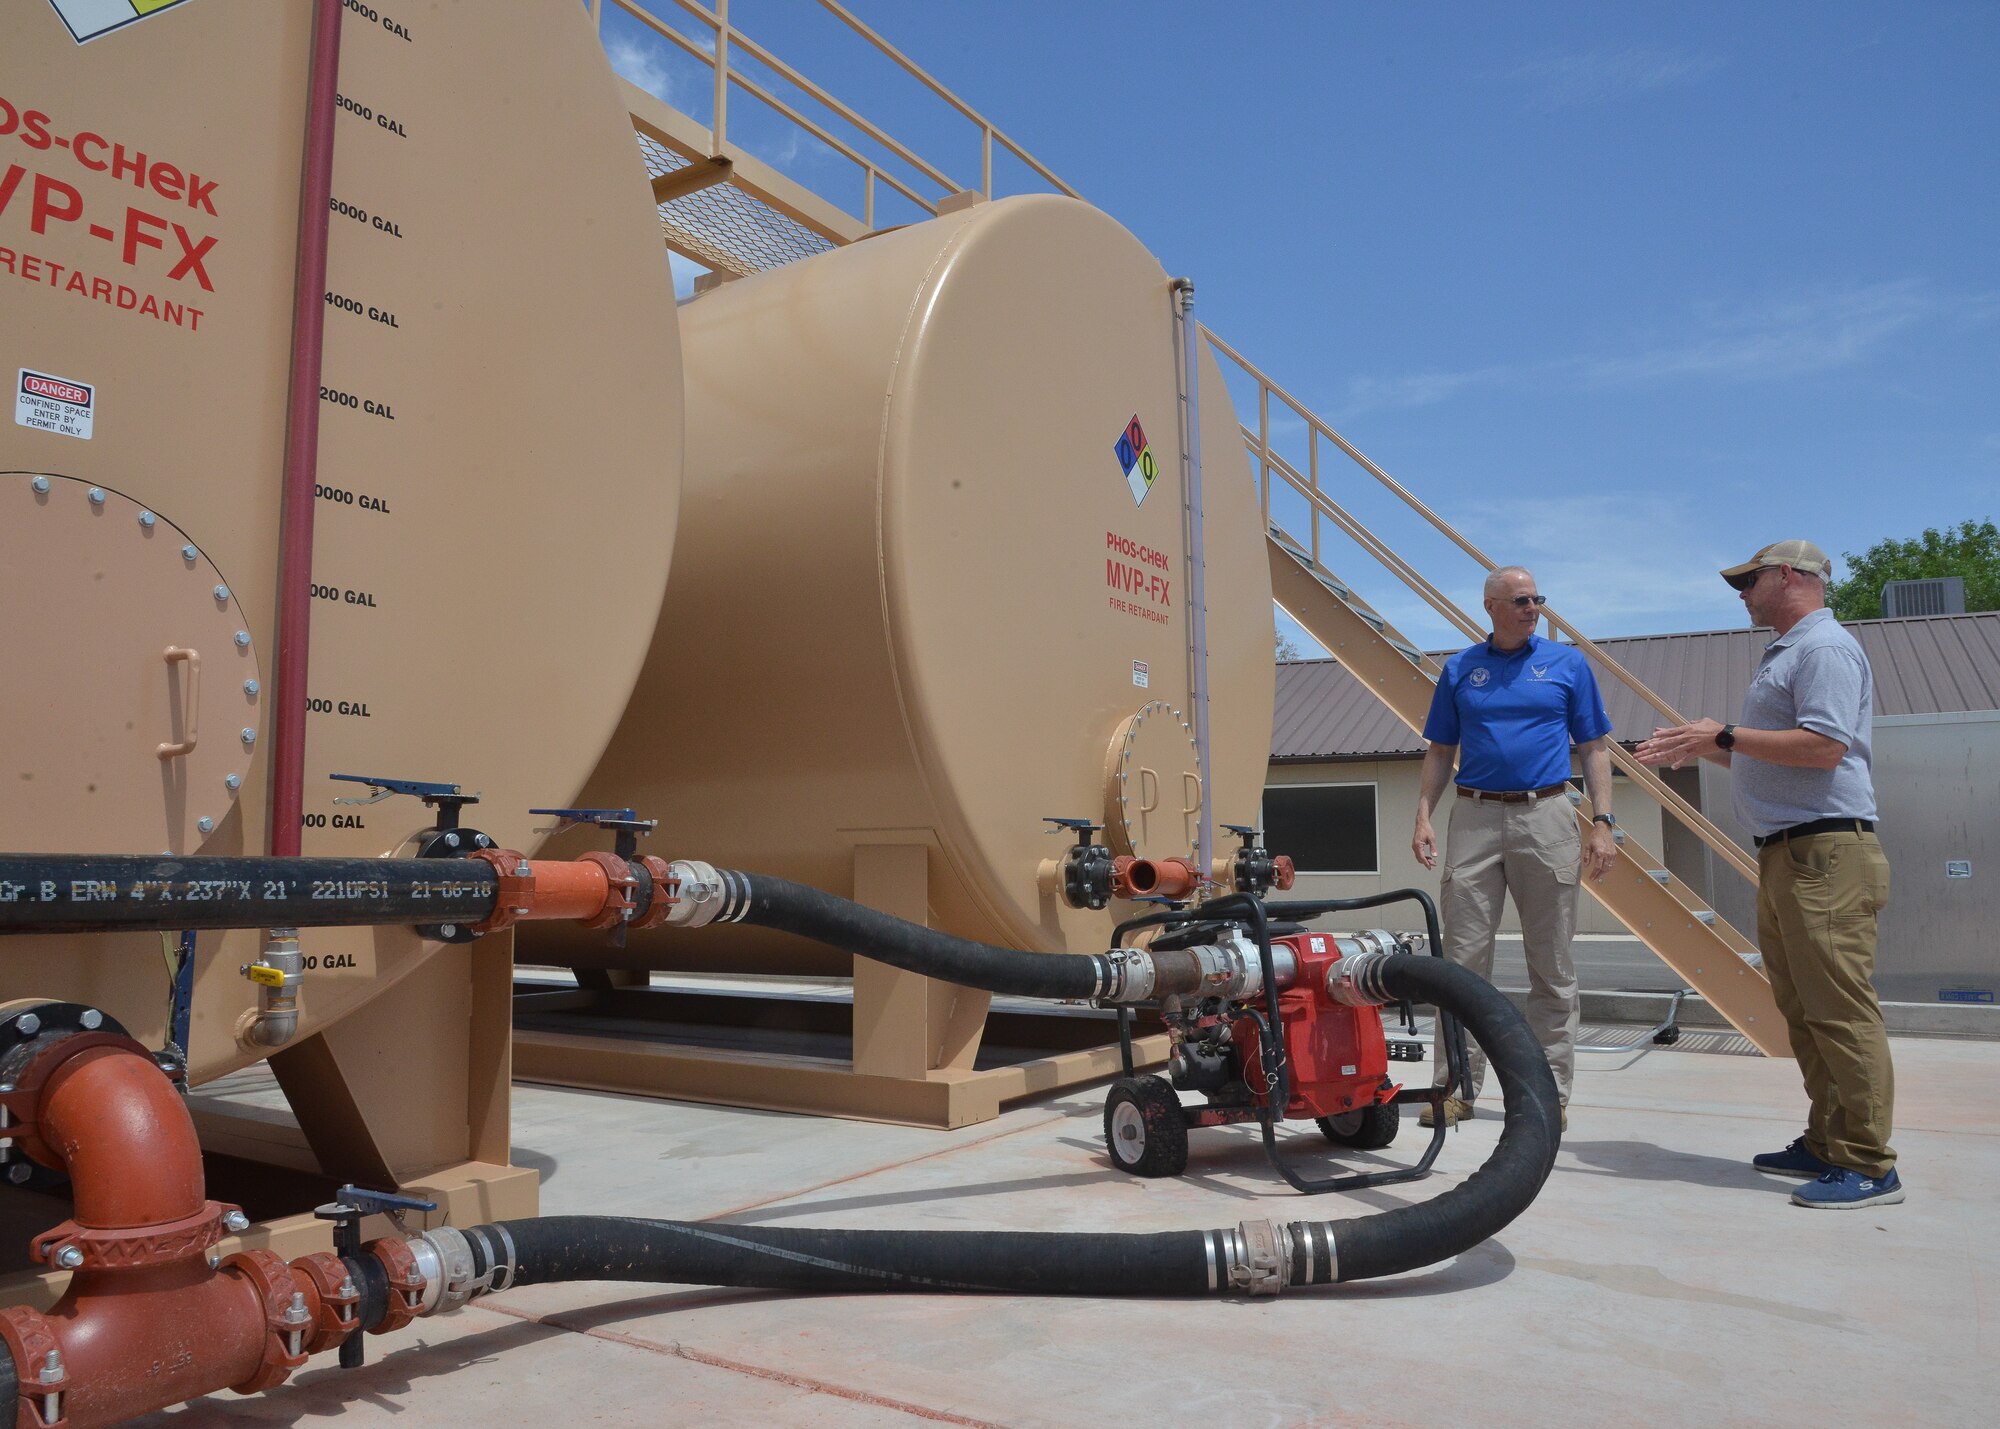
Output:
top-left (539, 195), bottom-right (1275, 972)
top-left (0, 0), bottom-right (683, 1078)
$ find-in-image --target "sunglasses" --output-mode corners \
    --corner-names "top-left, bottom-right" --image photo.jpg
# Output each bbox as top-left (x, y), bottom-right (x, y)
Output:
top-left (1725, 566), bottom-right (1785, 593)
top-left (1502, 594), bottom-right (1548, 608)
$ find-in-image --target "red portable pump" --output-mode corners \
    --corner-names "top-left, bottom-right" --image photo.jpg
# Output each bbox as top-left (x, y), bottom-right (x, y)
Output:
top-left (1102, 902), bottom-right (1466, 1194)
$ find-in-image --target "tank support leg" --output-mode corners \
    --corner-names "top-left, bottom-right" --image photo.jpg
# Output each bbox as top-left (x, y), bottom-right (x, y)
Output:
top-left (850, 843), bottom-right (991, 1079)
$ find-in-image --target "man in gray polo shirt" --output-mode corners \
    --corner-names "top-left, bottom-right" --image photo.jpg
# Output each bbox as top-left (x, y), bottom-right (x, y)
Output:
top-left (1637, 540), bottom-right (1899, 1210)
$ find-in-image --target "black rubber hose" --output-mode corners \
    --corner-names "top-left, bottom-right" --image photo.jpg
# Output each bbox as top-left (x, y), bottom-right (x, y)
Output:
top-left (1323, 952), bottom-right (1561, 1281)
top-left (492, 1217), bottom-right (1213, 1295)
top-left (459, 952), bottom-right (1554, 1293)
top-left (723, 871), bottom-right (1100, 1000)
top-left (0, 1332), bottom-right (15, 1417)
top-left (0, 855), bottom-right (498, 934)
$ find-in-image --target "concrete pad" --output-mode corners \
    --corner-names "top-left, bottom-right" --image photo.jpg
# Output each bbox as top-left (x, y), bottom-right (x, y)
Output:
top-left (148, 1034), bottom-right (2000, 1426)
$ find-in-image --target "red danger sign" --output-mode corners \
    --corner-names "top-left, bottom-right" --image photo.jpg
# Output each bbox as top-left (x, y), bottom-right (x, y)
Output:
top-left (16, 366), bottom-right (95, 439)
top-left (22, 371), bottom-right (87, 405)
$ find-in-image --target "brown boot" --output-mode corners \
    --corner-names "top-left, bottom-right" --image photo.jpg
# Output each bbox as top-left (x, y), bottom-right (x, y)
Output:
top-left (1418, 1096), bottom-right (1474, 1127)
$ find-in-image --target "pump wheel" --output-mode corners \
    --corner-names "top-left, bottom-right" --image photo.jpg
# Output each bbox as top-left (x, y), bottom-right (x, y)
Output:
top-left (1317, 1102), bottom-right (1400, 1150)
top-left (1103, 1076), bottom-right (1189, 1178)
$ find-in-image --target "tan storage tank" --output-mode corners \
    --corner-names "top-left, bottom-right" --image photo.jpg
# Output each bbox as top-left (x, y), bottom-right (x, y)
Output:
top-left (0, 0), bottom-right (682, 1104)
top-left (534, 195), bottom-right (1274, 973)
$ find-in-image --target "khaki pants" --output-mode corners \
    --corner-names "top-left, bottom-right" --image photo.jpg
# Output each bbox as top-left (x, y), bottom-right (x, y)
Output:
top-left (1757, 830), bottom-right (1895, 1176)
top-left (1431, 792), bottom-right (1581, 1105)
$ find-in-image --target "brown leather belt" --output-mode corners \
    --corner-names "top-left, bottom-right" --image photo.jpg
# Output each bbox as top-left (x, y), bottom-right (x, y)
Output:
top-left (1456, 782), bottom-right (1571, 804)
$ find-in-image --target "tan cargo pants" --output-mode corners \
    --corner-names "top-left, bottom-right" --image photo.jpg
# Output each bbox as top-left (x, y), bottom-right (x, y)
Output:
top-left (1430, 791), bottom-right (1581, 1105)
top-left (1757, 830), bottom-right (1895, 1176)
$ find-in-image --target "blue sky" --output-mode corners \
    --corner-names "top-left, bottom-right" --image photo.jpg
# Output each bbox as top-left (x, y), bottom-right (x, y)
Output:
top-left (598, 2), bottom-right (1998, 652)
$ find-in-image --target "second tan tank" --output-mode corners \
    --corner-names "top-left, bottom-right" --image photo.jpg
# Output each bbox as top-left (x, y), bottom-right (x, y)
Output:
top-left (531, 194), bottom-right (1274, 972)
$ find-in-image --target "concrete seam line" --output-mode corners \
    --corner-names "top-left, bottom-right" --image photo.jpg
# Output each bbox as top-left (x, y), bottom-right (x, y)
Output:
top-left (481, 1301), bottom-right (1009, 1427)
top-left (700, 1111), bottom-right (1071, 1221)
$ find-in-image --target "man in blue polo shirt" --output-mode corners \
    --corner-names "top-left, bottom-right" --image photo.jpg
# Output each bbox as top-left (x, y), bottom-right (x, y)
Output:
top-left (1413, 566), bottom-right (1617, 1128)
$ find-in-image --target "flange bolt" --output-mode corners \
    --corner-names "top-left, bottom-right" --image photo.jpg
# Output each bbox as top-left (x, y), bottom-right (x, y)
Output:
top-left (182, 544), bottom-right (198, 561)
top-left (197, 817), bottom-right (216, 835)
top-left (214, 584), bottom-right (231, 601)
top-left (138, 511), bottom-right (156, 528)
top-left (14, 1013), bottom-right (40, 1037)
top-left (244, 679), bottom-right (260, 696)
top-left (234, 631), bottom-right (251, 649)
top-left (242, 728), bottom-right (257, 746)
top-left (87, 488), bottom-right (106, 505)
top-left (39, 1349), bottom-right (63, 1382)
top-left (54, 1246), bottom-right (83, 1270)
top-left (78, 1009), bottom-right (102, 1030)
top-left (31, 476), bottom-right (50, 494)
top-left (226, 774), bottom-right (242, 792)
top-left (223, 1209), bottom-right (250, 1234)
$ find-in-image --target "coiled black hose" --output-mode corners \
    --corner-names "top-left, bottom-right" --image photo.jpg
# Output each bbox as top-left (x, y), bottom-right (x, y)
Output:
top-left (1337, 953), bottom-right (1560, 1280)
top-left (454, 950), bottom-right (1556, 1290)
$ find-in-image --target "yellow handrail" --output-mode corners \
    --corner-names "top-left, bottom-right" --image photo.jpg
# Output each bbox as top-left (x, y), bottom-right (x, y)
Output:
top-left (602, 0), bottom-right (1078, 226)
top-left (1214, 328), bottom-right (1761, 886)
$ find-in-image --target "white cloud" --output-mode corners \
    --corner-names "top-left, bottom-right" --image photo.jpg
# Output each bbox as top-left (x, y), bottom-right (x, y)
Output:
top-left (607, 35), bottom-right (675, 104)
top-left (1510, 46), bottom-right (1727, 110)
top-left (1580, 279), bottom-right (1936, 385)
top-left (1336, 278), bottom-right (1964, 418)
top-left (1342, 365), bottom-right (1511, 415)
top-left (1445, 494), bottom-right (1751, 635)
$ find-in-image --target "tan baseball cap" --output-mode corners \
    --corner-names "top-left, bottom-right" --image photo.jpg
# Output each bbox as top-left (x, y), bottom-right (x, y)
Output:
top-left (1720, 539), bottom-right (1832, 588)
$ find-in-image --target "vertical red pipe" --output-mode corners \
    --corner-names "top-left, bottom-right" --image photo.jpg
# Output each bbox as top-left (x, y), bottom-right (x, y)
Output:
top-left (271, 0), bottom-right (345, 857)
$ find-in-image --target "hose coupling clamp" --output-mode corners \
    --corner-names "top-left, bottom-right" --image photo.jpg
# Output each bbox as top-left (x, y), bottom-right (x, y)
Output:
top-left (466, 849), bottom-right (533, 934)
top-left (1324, 944), bottom-right (1396, 1007)
top-left (661, 861), bottom-right (728, 927)
top-left (1227, 1219), bottom-right (1286, 1297)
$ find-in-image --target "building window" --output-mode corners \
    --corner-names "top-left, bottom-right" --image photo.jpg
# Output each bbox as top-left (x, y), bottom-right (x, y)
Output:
top-left (1263, 783), bottom-right (1378, 875)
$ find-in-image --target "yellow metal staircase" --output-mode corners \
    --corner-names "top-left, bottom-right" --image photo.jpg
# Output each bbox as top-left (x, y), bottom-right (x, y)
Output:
top-left (1238, 353), bottom-right (1788, 1058)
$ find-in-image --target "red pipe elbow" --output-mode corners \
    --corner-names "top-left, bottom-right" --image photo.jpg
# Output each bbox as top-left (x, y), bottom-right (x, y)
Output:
top-left (38, 1044), bottom-right (205, 1230)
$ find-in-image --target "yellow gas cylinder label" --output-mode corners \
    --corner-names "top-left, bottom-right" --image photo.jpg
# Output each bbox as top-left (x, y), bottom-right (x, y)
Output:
top-left (245, 963), bottom-right (284, 988)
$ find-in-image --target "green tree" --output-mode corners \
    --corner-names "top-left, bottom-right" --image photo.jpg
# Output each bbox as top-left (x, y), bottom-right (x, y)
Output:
top-left (1828, 518), bottom-right (2000, 620)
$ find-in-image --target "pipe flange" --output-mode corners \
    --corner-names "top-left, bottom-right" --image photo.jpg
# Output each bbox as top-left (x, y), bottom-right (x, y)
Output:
top-left (291, 1250), bottom-right (361, 1356)
top-left (0, 1304), bottom-right (67, 1426)
top-left (0, 1021), bottom-right (149, 1169)
top-left (221, 1247), bottom-right (309, 1394)
top-left (367, 1235), bottom-right (427, 1336)
top-left (33, 1200), bottom-right (229, 1273)
top-left (628, 854), bottom-right (679, 930)
top-left (577, 851), bottom-right (638, 932)
top-left (464, 848), bottom-right (532, 935)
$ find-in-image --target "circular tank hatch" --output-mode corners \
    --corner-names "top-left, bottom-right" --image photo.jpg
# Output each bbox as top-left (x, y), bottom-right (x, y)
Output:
top-left (0, 473), bottom-right (260, 854)
top-left (1103, 699), bottom-right (1203, 860)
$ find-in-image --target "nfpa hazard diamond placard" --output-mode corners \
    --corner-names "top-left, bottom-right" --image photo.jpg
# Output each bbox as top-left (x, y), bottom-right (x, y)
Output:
top-left (1112, 414), bottom-right (1158, 508)
top-left (46, 0), bottom-right (196, 45)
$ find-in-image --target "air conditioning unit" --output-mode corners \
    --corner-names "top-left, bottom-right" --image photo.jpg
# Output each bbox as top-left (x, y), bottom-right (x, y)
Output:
top-left (1881, 577), bottom-right (1966, 617)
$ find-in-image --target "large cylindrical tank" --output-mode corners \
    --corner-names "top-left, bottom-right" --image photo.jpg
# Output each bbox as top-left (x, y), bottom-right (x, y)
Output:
top-left (532, 195), bottom-right (1274, 971)
top-left (0, 1), bottom-right (682, 1079)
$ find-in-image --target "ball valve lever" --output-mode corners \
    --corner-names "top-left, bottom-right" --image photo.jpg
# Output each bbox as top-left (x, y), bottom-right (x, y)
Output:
top-left (313, 1184), bottom-right (438, 1370)
top-left (528, 807), bottom-right (665, 945)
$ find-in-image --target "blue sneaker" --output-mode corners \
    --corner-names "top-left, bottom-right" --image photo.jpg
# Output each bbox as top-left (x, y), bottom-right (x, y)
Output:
top-left (1791, 1166), bottom-right (1904, 1210)
top-left (1752, 1136), bottom-right (1835, 1178)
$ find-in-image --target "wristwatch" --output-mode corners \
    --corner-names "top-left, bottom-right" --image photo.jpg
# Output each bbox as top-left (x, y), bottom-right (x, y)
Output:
top-left (1591, 813), bottom-right (1616, 827)
top-left (1715, 724), bottom-right (1737, 751)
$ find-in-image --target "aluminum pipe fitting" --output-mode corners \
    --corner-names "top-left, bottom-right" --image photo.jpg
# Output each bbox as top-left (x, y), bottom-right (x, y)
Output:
top-left (1322, 932), bottom-right (1402, 1008)
top-left (655, 861), bottom-right (750, 929)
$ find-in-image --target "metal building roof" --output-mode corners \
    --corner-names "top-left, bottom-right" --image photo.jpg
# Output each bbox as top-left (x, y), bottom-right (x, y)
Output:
top-left (1272, 611), bottom-right (2000, 761)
